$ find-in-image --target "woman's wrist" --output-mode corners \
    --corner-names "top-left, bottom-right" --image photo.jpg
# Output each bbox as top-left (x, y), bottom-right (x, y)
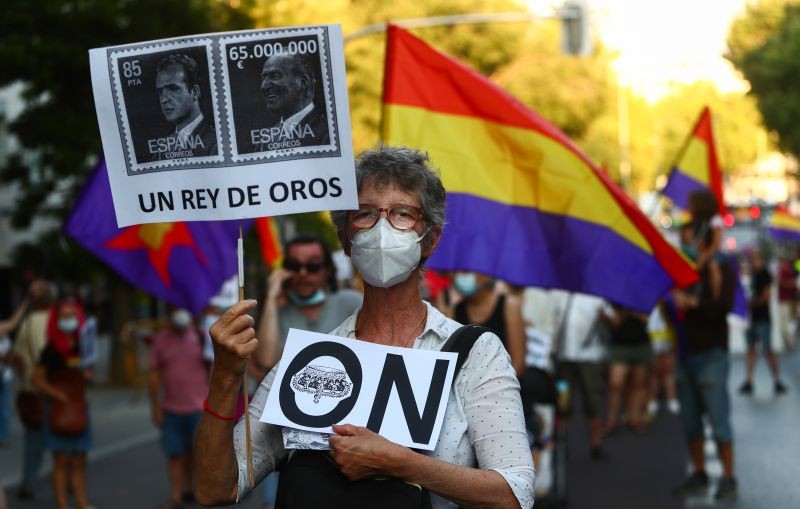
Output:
top-left (385, 445), bottom-right (417, 479)
top-left (210, 365), bottom-right (243, 391)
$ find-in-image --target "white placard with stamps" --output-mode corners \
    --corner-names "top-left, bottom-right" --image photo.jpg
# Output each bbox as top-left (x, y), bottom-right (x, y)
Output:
top-left (89, 25), bottom-right (356, 227)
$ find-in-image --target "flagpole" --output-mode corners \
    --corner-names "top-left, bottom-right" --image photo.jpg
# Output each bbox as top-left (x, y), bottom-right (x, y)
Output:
top-left (238, 224), bottom-right (255, 489)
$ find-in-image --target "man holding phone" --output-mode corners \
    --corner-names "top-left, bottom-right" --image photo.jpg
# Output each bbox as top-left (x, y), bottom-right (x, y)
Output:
top-left (253, 233), bottom-right (361, 509)
top-left (254, 233), bottom-right (362, 373)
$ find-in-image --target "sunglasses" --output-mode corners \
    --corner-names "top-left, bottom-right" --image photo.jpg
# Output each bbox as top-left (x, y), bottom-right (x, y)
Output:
top-left (283, 259), bottom-right (325, 274)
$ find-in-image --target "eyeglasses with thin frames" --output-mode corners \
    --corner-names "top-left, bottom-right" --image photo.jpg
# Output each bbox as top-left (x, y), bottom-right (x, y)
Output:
top-left (348, 204), bottom-right (424, 231)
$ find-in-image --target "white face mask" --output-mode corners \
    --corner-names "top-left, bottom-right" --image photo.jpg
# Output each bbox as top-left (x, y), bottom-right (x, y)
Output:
top-left (57, 317), bottom-right (79, 333)
top-left (171, 309), bottom-right (192, 330)
top-left (350, 219), bottom-right (428, 288)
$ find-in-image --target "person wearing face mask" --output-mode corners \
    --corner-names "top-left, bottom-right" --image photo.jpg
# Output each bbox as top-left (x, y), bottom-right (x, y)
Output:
top-left (253, 234), bottom-right (361, 509)
top-left (12, 280), bottom-right (55, 501)
top-left (450, 272), bottom-right (526, 377)
top-left (147, 307), bottom-right (209, 509)
top-left (195, 146), bottom-right (535, 509)
top-left (254, 234), bottom-right (363, 373)
top-left (31, 300), bottom-right (93, 509)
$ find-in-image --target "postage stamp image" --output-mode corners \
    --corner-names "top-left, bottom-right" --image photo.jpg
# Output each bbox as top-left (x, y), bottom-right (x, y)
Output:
top-left (220, 26), bottom-right (340, 163)
top-left (109, 39), bottom-right (224, 175)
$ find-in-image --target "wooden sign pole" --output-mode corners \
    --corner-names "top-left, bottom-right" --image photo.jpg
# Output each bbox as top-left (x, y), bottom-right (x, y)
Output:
top-left (238, 224), bottom-right (255, 489)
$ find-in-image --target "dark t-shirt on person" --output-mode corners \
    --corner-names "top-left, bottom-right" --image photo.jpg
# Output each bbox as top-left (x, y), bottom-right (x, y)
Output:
top-left (610, 314), bottom-right (649, 347)
top-left (684, 261), bottom-right (736, 354)
top-left (455, 294), bottom-right (507, 348)
top-left (39, 343), bottom-right (78, 376)
top-left (751, 267), bottom-right (772, 323)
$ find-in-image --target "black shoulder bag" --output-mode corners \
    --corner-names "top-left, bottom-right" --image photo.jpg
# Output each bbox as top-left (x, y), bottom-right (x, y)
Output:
top-left (274, 325), bottom-right (489, 509)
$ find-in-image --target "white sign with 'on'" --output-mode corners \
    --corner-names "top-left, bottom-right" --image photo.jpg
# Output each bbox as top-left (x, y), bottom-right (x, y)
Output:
top-left (261, 328), bottom-right (458, 451)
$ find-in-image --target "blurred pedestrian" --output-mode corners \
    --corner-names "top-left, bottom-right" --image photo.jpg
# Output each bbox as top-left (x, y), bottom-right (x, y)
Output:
top-left (148, 307), bottom-right (209, 509)
top-left (739, 249), bottom-right (788, 395)
top-left (645, 303), bottom-right (679, 419)
top-left (551, 292), bottom-right (609, 459)
top-left (776, 256), bottom-right (797, 349)
top-left (253, 233), bottom-right (362, 509)
top-left (0, 291), bottom-right (30, 445)
top-left (254, 234), bottom-right (362, 371)
top-left (450, 271), bottom-right (526, 376)
top-left (688, 190), bottom-right (723, 271)
top-left (31, 300), bottom-right (94, 509)
top-left (672, 229), bottom-right (738, 501)
top-left (11, 279), bottom-right (54, 500)
top-left (601, 305), bottom-right (651, 434)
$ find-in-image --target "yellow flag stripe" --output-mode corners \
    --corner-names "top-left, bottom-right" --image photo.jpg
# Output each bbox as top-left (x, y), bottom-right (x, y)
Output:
top-left (384, 104), bottom-right (652, 254)
top-left (674, 138), bottom-right (711, 185)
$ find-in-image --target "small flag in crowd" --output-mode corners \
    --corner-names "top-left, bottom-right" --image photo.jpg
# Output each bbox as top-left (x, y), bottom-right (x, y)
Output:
top-left (662, 107), bottom-right (727, 215)
top-left (767, 207), bottom-right (800, 242)
top-left (381, 25), bottom-right (697, 312)
top-left (727, 254), bottom-right (748, 319)
top-left (255, 216), bottom-right (283, 269)
top-left (65, 160), bottom-right (242, 314)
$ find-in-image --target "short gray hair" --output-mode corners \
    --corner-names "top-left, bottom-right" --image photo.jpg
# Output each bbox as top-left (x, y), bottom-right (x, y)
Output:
top-left (330, 145), bottom-right (446, 250)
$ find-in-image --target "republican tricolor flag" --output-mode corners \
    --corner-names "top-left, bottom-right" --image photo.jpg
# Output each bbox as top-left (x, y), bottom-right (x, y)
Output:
top-left (767, 207), bottom-right (800, 242)
top-left (382, 25), bottom-right (697, 312)
top-left (662, 107), bottom-right (727, 215)
top-left (255, 216), bottom-right (283, 269)
top-left (65, 160), bottom-right (242, 314)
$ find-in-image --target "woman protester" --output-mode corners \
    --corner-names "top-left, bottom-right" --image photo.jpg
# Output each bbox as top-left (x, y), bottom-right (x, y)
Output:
top-left (195, 146), bottom-right (535, 509)
top-left (601, 304), bottom-right (652, 434)
top-left (451, 271), bottom-right (526, 377)
top-left (31, 300), bottom-right (94, 509)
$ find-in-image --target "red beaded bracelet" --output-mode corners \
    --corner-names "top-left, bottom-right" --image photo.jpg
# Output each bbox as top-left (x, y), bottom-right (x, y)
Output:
top-left (203, 399), bottom-right (235, 421)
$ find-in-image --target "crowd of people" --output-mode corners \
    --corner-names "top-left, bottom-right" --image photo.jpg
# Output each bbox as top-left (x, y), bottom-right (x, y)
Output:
top-left (0, 154), bottom-right (797, 509)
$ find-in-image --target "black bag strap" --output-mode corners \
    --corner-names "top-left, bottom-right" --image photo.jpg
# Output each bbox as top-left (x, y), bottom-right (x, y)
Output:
top-left (440, 324), bottom-right (494, 384)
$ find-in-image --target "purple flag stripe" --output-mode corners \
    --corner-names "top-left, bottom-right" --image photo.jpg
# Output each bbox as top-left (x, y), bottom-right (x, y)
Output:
top-left (427, 193), bottom-right (678, 313)
top-left (661, 167), bottom-right (707, 211)
top-left (64, 161), bottom-right (242, 314)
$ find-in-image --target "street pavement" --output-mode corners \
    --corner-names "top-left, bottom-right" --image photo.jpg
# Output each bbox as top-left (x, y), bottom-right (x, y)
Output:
top-left (563, 345), bottom-right (800, 509)
top-left (2, 347), bottom-right (799, 509)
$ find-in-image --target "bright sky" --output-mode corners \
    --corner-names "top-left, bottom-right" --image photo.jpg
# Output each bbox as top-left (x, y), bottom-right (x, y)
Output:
top-left (561, 0), bottom-right (751, 101)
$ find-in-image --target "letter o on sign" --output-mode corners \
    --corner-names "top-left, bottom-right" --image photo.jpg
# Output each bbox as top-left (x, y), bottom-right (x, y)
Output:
top-left (279, 341), bottom-right (362, 427)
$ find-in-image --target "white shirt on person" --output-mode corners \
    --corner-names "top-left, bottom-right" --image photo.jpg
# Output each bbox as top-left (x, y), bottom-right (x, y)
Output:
top-left (551, 290), bottom-right (608, 363)
top-left (13, 310), bottom-right (49, 392)
top-left (233, 300), bottom-right (535, 509)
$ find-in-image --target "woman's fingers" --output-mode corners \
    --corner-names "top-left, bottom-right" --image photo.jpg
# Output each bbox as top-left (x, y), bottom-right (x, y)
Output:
top-left (211, 300), bottom-right (256, 339)
top-left (331, 423), bottom-right (365, 436)
top-left (209, 299), bottom-right (258, 362)
top-left (228, 313), bottom-right (255, 335)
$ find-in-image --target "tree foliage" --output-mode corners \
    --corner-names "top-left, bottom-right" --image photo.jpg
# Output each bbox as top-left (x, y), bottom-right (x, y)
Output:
top-left (0, 0), bottom-right (253, 230)
top-left (728, 1), bottom-right (800, 158)
top-left (0, 0), bottom-right (252, 279)
top-left (727, 0), bottom-right (799, 70)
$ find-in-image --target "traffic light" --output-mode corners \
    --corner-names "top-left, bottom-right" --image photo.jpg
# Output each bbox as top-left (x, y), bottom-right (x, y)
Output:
top-left (561, 0), bottom-right (592, 56)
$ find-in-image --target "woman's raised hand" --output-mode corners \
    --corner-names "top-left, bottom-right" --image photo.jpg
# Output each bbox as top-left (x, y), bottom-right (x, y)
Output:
top-left (209, 299), bottom-right (259, 378)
